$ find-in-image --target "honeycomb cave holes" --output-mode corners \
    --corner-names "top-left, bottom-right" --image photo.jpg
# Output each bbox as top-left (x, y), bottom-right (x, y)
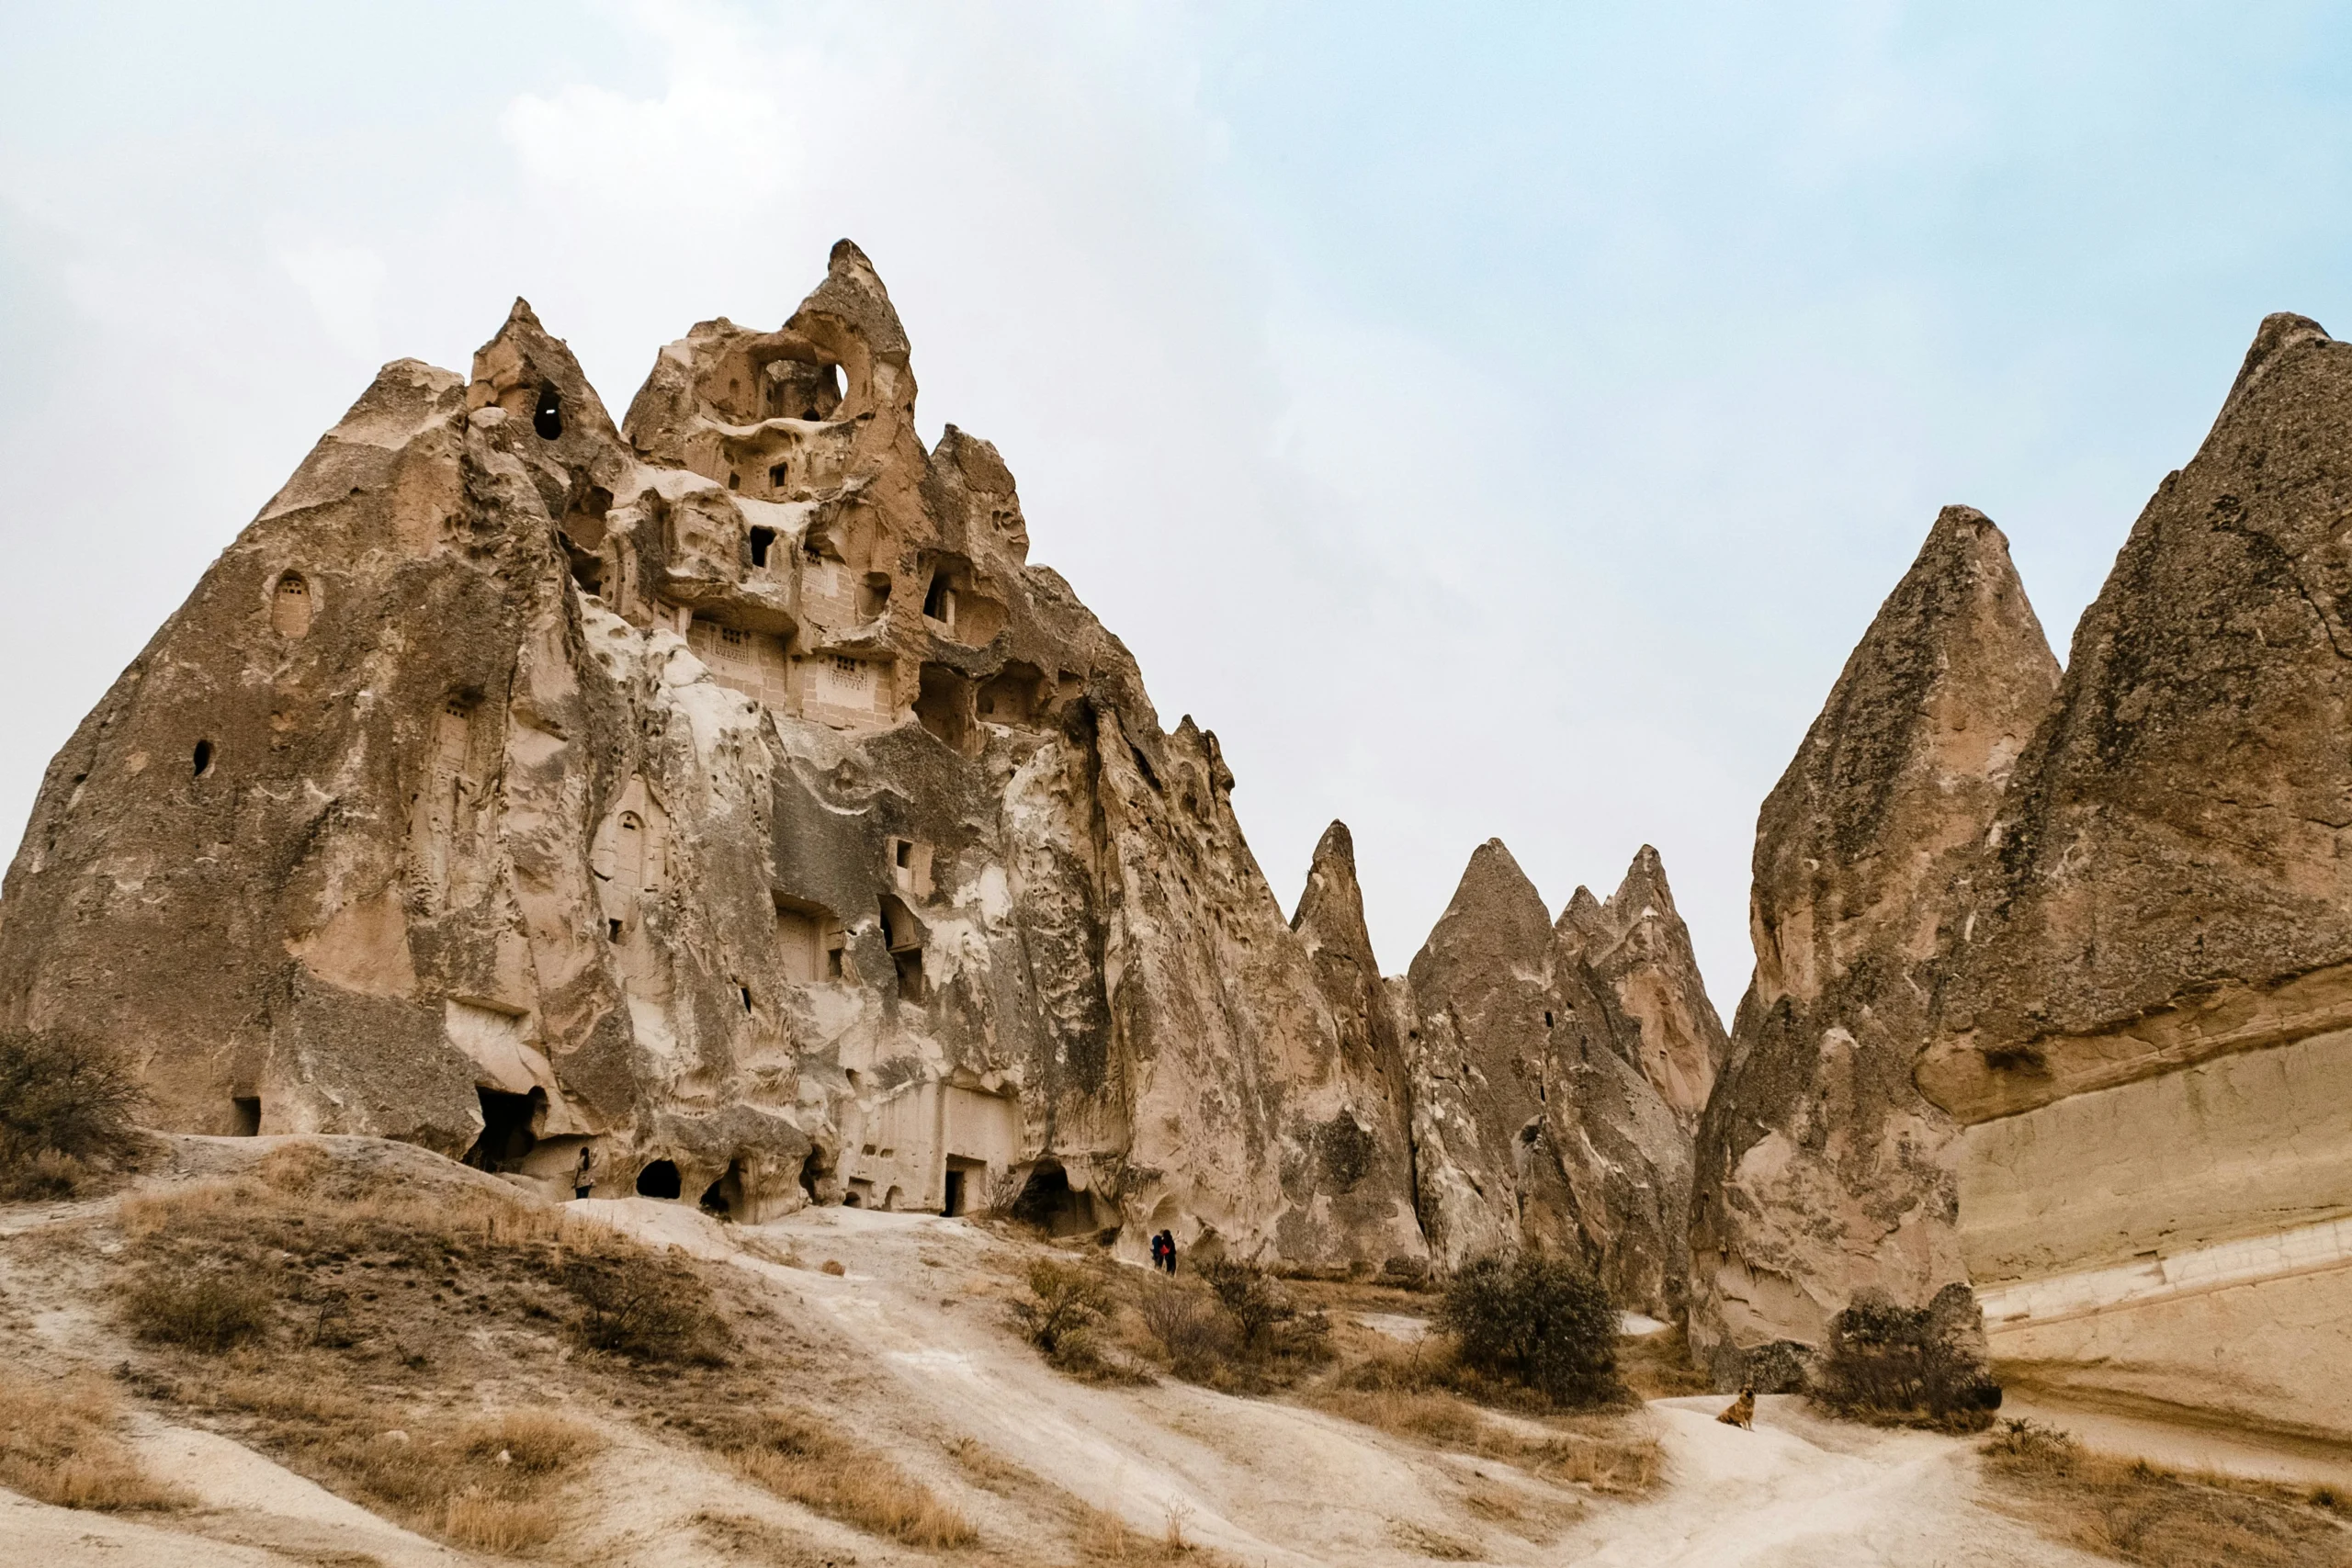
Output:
top-left (636, 1159), bottom-right (682, 1200)
top-left (533, 385), bottom-right (563, 440)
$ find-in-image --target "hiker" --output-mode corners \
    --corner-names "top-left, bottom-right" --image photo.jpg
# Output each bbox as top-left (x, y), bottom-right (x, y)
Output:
top-left (1149, 1233), bottom-right (1166, 1270)
top-left (1159, 1229), bottom-right (1178, 1276)
top-left (573, 1145), bottom-right (594, 1201)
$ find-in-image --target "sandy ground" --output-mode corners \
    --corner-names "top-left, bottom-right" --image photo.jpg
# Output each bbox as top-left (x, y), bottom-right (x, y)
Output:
top-left (0, 1154), bottom-right (2167, 1566)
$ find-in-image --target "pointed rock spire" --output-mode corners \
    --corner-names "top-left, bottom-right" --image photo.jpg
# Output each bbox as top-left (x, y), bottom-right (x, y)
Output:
top-left (1290, 821), bottom-right (1426, 1268)
top-left (1690, 504), bottom-right (2058, 1387)
top-left (1924, 316), bottom-right (2352, 1119)
top-left (1403, 840), bottom-right (1560, 1269)
top-left (1560, 845), bottom-right (1727, 1124)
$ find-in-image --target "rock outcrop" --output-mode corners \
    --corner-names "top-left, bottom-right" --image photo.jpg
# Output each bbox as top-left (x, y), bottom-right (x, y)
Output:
top-left (0, 242), bottom-right (1427, 1270)
top-left (1402, 839), bottom-right (1697, 1315)
top-left (1920, 316), bottom-right (2352, 1441)
top-left (1690, 506), bottom-right (2059, 1389)
top-left (1557, 846), bottom-right (1728, 1126)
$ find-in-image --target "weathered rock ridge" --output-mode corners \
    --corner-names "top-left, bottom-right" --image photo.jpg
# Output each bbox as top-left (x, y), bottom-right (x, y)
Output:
top-left (1401, 840), bottom-right (1701, 1315)
top-left (1696, 313), bottom-right (2352, 1440)
top-left (1689, 506), bottom-right (2059, 1387)
top-left (1917, 314), bottom-right (2352, 1442)
top-left (0, 241), bottom-right (1713, 1289)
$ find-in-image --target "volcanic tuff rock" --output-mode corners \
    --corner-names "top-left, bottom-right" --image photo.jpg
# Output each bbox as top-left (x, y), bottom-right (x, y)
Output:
top-left (0, 241), bottom-right (1439, 1269)
top-left (1557, 846), bottom-right (1728, 1126)
top-left (1402, 839), bottom-right (1698, 1314)
top-left (1689, 506), bottom-right (2059, 1389)
top-left (1919, 316), bottom-right (2352, 1441)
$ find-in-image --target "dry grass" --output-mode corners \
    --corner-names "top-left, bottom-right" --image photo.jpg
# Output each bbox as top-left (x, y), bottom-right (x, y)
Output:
top-left (137, 1356), bottom-right (603, 1552)
top-left (1618, 1323), bottom-right (1714, 1399)
top-left (114, 1145), bottom-right (728, 1368)
top-left (679, 1405), bottom-right (976, 1550)
top-left (0, 1370), bottom-right (187, 1512)
top-left (1981, 1418), bottom-right (2352, 1568)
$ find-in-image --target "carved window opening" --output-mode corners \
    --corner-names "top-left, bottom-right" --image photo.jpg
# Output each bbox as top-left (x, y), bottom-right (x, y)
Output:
top-left (533, 386), bottom-right (563, 440)
top-left (192, 739), bottom-right (214, 777)
top-left (922, 572), bottom-right (956, 629)
top-left (272, 571), bottom-right (313, 637)
top-left (232, 1097), bottom-right (260, 1137)
top-left (728, 472), bottom-right (741, 491)
top-left (857, 573), bottom-right (892, 618)
top-left (748, 526), bottom-right (775, 570)
top-left (465, 1088), bottom-right (540, 1172)
top-left (768, 461), bottom-right (789, 493)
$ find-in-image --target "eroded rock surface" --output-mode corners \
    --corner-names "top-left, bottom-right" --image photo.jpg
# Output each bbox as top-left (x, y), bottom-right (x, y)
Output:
top-left (0, 243), bottom-right (1419, 1269)
top-left (1558, 846), bottom-right (1728, 1126)
top-left (1689, 506), bottom-right (2059, 1389)
top-left (1402, 839), bottom-right (1696, 1314)
top-left (1919, 316), bottom-right (2352, 1441)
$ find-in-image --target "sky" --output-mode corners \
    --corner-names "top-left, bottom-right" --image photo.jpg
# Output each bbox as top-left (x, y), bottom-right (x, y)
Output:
top-left (5, 2), bottom-right (2351, 1009)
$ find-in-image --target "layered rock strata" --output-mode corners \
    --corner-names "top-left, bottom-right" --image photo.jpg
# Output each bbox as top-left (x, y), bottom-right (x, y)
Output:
top-left (1690, 506), bottom-right (2059, 1388)
top-left (1919, 316), bottom-right (2352, 1441)
top-left (0, 243), bottom-right (1432, 1270)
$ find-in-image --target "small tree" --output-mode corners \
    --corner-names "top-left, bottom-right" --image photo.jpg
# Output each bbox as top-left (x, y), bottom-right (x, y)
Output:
top-left (0, 1029), bottom-right (146, 1199)
top-left (1436, 1252), bottom-right (1619, 1407)
top-left (1813, 1287), bottom-right (2000, 1428)
top-left (1012, 1259), bottom-right (1109, 1362)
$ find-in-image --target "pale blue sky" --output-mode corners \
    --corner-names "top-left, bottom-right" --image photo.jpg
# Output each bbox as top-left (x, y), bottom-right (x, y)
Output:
top-left (6, 3), bottom-right (2349, 1006)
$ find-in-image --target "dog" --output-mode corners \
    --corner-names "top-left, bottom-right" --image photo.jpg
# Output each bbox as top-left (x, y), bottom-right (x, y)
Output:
top-left (1716, 1383), bottom-right (1756, 1429)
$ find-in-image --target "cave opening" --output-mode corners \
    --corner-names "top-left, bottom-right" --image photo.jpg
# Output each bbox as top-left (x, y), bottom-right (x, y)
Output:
top-left (636, 1159), bottom-right (682, 1200)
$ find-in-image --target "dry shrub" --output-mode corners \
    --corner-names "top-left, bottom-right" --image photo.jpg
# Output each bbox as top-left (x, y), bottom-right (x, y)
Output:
top-left (684, 1406), bottom-right (976, 1549)
top-left (0, 1029), bottom-right (144, 1200)
top-left (1014, 1257), bottom-right (1136, 1380)
top-left (1436, 1253), bottom-right (1618, 1408)
top-left (1136, 1285), bottom-right (1236, 1382)
top-left (559, 1247), bottom-right (730, 1365)
top-left (0, 1371), bottom-right (187, 1512)
top-left (1982, 1418), bottom-right (2348, 1568)
top-left (457, 1409), bottom-right (603, 1474)
top-left (123, 1264), bottom-right (275, 1350)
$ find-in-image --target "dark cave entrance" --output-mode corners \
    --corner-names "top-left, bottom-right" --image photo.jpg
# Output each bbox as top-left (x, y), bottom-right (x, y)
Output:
top-left (1010, 1160), bottom-right (1096, 1237)
top-left (636, 1159), bottom-right (682, 1200)
top-left (464, 1088), bottom-right (540, 1172)
top-left (700, 1159), bottom-right (746, 1220)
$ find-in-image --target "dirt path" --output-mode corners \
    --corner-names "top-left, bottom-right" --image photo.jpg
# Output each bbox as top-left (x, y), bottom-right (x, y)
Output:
top-left (598, 1199), bottom-right (2109, 1568)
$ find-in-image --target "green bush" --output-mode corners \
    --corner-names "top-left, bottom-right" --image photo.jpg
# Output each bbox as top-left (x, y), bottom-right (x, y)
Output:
top-left (124, 1267), bottom-right (275, 1351)
top-left (0, 1030), bottom-right (144, 1199)
top-left (1435, 1252), bottom-right (1618, 1407)
top-left (1813, 1287), bottom-right (2001, 1428)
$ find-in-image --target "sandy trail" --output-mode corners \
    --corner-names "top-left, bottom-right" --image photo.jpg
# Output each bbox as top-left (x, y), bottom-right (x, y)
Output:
top-left (596, 1199), bottom-right (2107, 1568)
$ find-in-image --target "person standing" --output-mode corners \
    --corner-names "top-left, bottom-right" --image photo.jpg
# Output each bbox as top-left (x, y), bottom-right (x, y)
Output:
top-left (573, 1145), bottom-right (594, 1201)
top-left (1159, 1229), bottom-right (1177, 1276)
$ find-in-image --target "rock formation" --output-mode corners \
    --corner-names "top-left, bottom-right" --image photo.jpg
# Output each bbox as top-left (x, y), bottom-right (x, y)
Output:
top-left (1689, 506), bottom-right (2059, 1388)
top-left (1557, 846), bottom-right (1728, 1125)
top-left (0, 242), bottom-right (1431, 1271)
top-left (1401, 839), bottom-right (1699, 1315)
top-left (1919, 315), bottom-right (2352, 1441)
